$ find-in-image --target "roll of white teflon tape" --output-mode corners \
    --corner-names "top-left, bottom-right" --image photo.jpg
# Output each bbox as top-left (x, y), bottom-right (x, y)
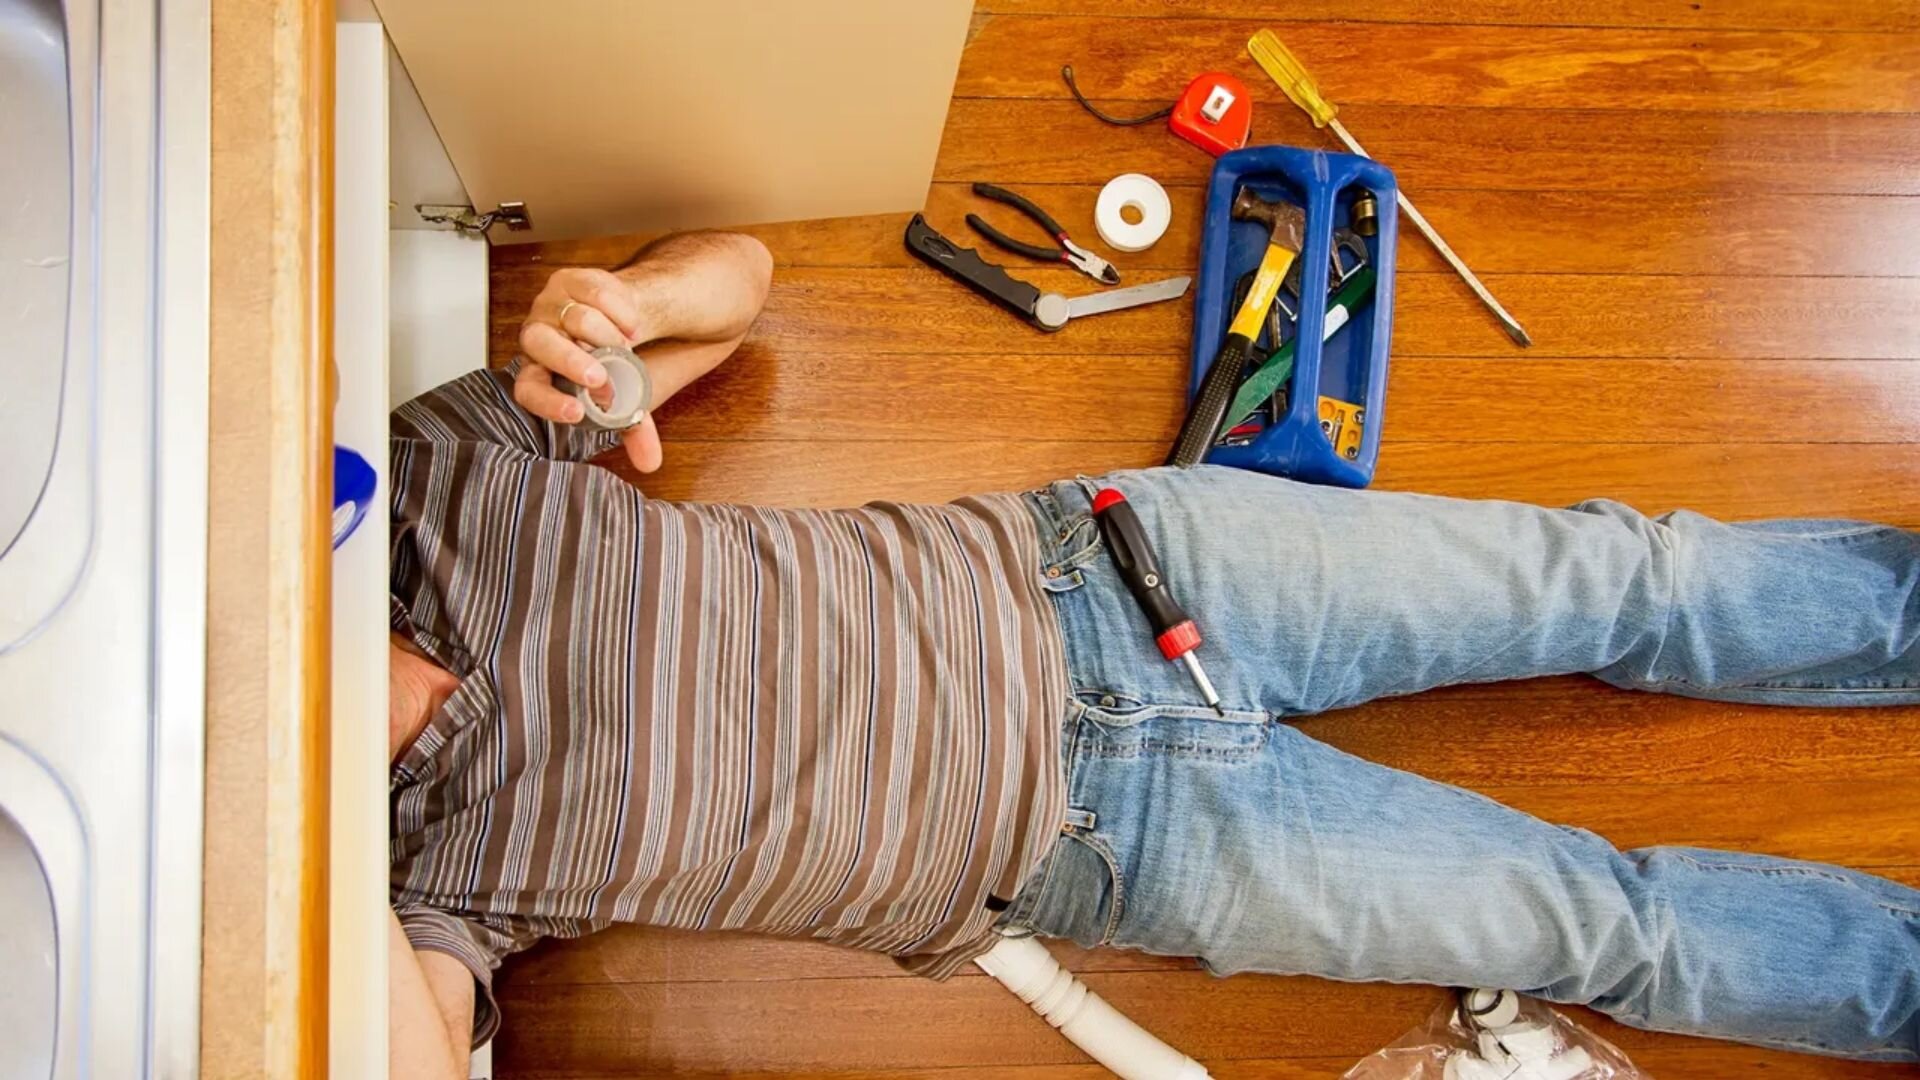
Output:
top-left (1095, 173), bottom-right (1173, 253)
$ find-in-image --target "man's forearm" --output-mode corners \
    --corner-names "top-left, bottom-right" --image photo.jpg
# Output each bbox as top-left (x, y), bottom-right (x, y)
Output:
top-left (616, 230), bottom-right (773, 345)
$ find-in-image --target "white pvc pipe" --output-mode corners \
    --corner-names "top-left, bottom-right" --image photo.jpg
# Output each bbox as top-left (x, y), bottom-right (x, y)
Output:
top-left (975, 935), bottom-right (1210, 1080)
top-left (572, 346), bottom-right (653, 430)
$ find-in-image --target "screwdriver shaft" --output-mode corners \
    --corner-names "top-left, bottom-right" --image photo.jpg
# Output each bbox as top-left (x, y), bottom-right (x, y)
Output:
top-left (1180, 652), bottom-right (1224, 716)
top-left (1326, 118), bottom-right (1533, 348)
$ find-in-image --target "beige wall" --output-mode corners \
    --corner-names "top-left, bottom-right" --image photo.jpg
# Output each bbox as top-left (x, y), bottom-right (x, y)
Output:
top-left (374, 0), bottom-right (974, 244)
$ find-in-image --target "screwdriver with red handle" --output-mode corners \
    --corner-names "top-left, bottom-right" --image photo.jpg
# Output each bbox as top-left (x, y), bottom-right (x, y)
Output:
top-left (1091, 488), bottom-right (1224, 715)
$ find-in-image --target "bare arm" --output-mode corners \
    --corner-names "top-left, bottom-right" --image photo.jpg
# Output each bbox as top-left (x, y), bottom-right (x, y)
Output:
top-left (513, 231), bottom-right (774, 471)
top-left (389, 908), bottom-right (476, 1080)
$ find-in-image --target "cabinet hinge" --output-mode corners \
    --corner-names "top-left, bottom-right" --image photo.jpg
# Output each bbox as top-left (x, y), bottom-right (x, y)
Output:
top-left (414, 201), bottom-right (532, 235)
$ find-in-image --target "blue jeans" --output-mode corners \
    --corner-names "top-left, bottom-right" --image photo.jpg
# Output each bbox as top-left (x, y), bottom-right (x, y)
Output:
top-left (1008, 465), bottom-right (1920, 1062)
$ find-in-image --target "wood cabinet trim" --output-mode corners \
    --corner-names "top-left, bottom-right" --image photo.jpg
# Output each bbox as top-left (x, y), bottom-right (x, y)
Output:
top-left (202, 0), bottom-right (333, 1074)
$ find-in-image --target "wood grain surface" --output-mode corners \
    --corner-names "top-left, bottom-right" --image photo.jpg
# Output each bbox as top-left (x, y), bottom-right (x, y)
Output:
top-left (958, 16), bottom-right (1920, 114)
top-left (202, 0), bottom-right (333, 1075)
top-left (484, 2), bottom-right (1920, 1076)
top-left (931, 99), bottom-right (1920, 192)
top-left (527, 348), bottom-right (1918, 446)
top-left (496, 184), bottom-right (1920, 278)
top-left (975, 0), bottom-right (1920, 34)
top-left (498, 266), bottom-right (1920, 361)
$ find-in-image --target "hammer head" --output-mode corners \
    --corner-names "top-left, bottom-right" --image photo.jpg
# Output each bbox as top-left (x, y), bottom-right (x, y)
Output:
top-left (1231, 187), bottom-right (1305, 252)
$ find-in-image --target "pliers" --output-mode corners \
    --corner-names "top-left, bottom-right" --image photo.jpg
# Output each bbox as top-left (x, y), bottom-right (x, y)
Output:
top-left (965, 182), bottom-right (1120, 286)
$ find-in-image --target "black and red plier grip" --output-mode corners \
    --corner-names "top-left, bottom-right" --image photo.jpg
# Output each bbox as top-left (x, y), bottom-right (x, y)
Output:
top-left (965, 182), bottom-right (1120, 286)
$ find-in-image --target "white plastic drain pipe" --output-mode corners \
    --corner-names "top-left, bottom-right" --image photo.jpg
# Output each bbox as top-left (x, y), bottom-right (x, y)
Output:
top-left (975, 935), bottom-right (1210, 1080)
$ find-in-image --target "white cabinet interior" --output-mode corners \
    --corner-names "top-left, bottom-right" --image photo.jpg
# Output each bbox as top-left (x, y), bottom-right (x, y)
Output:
top-left (331, 21), bottom-right (393, 1080)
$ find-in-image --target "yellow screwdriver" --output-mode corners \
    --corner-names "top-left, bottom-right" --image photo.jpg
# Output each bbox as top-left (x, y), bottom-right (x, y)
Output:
top-left (1248, 29), bottom-right (1532, 347)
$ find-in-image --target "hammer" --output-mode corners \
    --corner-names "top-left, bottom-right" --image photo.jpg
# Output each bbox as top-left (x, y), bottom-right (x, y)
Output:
top-left (1166, 188), bottom-right (1306, 467)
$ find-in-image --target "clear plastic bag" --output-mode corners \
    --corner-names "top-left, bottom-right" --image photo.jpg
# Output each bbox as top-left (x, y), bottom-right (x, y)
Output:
top-left (1341, 990), bottom-right (1650, 1080)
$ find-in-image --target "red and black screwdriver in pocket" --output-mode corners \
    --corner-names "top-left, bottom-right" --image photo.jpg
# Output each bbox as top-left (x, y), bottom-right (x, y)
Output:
top-left (1091, 488), bottom-right (1225, 715)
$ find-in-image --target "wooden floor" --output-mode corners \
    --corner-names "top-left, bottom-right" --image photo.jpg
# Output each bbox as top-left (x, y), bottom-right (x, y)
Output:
top-left (484, 2), bottom-right (1920, 1076)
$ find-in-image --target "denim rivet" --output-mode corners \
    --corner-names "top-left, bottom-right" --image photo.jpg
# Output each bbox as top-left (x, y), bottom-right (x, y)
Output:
top-left (1046, 567), bottom-right (1062, 578)
top-left (1099, 694), bottom-right (1117, 707)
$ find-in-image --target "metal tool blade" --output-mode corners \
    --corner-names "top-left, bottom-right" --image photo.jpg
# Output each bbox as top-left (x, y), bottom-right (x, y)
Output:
top-left (1327, 118), bottom-right (1531, 347)
top-left (1065, 275), bottom-right (1191, 320)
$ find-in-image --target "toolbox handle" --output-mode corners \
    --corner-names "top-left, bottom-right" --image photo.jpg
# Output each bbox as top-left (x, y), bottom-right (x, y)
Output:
top-left (1281, 182), bottom-right (1337, 453)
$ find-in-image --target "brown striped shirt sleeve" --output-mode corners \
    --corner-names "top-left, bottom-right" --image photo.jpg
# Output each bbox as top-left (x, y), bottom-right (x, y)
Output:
top-left (391, 364), bottom-right (620, 462)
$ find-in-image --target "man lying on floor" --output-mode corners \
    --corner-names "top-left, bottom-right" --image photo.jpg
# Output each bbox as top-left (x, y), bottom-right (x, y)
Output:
top-left (387, 230), bottom-right (1920, 1077)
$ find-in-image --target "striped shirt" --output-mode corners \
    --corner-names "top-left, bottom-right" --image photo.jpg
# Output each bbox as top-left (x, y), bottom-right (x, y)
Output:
top-left (388, 369), bottom-right (1069, 1043)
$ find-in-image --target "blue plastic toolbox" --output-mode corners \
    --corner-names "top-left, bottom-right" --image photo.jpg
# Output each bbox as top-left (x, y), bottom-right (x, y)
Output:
top-left (1187, 145), bottom-right (1399, 487)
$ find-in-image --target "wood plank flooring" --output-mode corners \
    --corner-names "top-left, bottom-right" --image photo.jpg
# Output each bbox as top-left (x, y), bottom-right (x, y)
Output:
top-left (484, 2), bottom-right (1920, 1075)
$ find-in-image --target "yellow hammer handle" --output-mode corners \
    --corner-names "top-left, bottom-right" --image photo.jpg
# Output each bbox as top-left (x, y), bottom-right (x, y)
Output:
top-left (1228, 242), bottom-right (1297, 340)
top-left (1248, 30), bottom-right (1338, 129)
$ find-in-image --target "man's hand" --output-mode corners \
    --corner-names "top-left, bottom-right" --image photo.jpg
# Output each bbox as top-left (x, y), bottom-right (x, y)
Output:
top-left (515, 267), bottom-right (660, 466)
top-left (514, 232), bottom-right (773, 472)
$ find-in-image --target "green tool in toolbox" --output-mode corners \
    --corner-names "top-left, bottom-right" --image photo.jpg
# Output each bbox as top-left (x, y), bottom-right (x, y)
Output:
top-left (1223, 264), bottom-right (1376, 433)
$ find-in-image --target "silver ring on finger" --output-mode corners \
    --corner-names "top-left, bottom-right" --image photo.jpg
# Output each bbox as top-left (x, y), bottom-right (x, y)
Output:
top-left (557, 299), bottom-right (580, 331)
